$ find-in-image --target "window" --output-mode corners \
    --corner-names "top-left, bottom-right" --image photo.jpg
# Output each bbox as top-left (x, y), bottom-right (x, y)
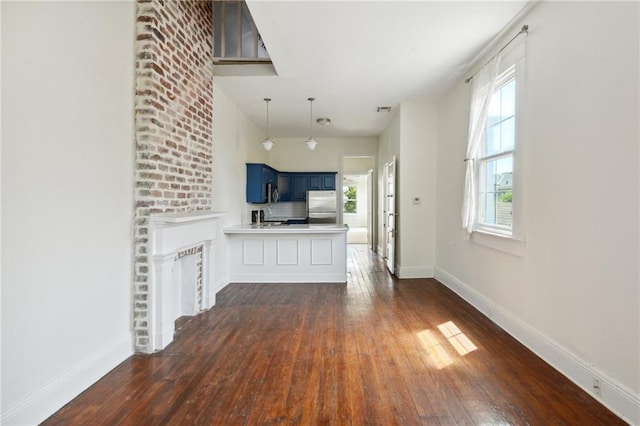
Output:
top-left (343, 185), bottom-right (357, 213)
top-left (476, 65), bottom-right (516, 235)
top-left (213, 1), bottom-right (271, 62)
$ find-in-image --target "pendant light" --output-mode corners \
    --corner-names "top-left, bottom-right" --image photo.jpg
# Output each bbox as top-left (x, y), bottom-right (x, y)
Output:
top-left (262, 98), bottom-right (274, 151)
top-left (306, 97), bottom-right (318, 151)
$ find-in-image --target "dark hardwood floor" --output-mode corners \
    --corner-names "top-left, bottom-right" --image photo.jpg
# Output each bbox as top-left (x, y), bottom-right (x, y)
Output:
top-left (44, 245), bottom-right (625, 425)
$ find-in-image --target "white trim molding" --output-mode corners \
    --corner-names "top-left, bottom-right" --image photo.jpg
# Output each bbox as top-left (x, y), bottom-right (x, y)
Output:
top-left (434, 266), bottom-right (640, 425)
top-left (396, 265), bottom-right (434, 279)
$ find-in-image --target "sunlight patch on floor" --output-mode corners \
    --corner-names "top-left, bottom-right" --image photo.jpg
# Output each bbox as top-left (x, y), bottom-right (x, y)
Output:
top-left (416, 329), bottom-right (454, 369)
top-left (437, 320), bottom-right (478, 356)
top-left (417, 321), bottom-right (478, 369)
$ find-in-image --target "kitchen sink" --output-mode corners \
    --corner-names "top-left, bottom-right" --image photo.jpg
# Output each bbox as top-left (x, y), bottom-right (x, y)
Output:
top-left (253, 221), bottom-right (286, 227)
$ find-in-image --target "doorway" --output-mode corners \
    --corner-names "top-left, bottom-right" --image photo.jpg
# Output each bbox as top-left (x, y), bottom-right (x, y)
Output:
top-left (342, 155), bottom-right (376, 250)
top-left (383, 157), bottom-right (396, 274)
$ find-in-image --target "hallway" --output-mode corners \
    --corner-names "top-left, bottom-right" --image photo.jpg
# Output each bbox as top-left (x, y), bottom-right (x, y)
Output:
top-left (44, 246), bottom-right (623, 424)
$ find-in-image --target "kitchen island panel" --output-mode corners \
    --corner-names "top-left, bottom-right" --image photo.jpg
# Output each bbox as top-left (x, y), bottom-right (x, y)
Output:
top-left (311, 239), bottom-right (333, 265)
top-left (277, 239), bottom-right (299, 265)
top-left (224, 225), bottom-right (347, 283)
top-left (243, 239), bottom-right (265, 265)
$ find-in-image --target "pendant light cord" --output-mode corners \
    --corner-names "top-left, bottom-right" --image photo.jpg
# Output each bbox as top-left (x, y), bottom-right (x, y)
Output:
top-left (308, 97), bottom-right (315, 138)
top-left (264, 98), bottom-right (271, 138)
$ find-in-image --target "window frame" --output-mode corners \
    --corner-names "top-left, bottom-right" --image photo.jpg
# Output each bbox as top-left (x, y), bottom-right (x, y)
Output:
top-left (471, 40), bottom-right (526, 256)
top-left (475, 65), bottom-right (516, 237)
top-left (343, 185), bottom-right (358, 214)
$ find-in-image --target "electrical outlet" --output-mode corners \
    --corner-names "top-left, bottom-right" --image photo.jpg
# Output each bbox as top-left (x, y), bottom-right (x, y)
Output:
top-left (593, 378), bottom-right (602, 396)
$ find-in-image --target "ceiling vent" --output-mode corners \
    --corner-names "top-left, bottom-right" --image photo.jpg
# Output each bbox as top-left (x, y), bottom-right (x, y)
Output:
top-left (376, 106), bottom-right (392, 113)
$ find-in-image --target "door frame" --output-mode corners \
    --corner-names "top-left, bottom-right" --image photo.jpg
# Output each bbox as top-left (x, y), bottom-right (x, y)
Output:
top-left (340, 154), bottom-right (377, 250)
top-left (383, 157), bottom-right (396, 275)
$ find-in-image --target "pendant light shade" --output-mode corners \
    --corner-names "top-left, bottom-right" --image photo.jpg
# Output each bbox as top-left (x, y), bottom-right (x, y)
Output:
top-left (262, 139), bottom-right (274, 151)
top-left (306, 137), bottom-right (317, 150)
top-left (306, 97), bottom-right (317, 151)
top-left (262, 98), bottom-right (274, 151)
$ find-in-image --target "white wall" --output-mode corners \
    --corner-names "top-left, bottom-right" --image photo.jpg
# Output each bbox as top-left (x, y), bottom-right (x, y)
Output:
top-left (211, 86), bottom-right (266, 291)
top-left (267, 137), bottom-right (377, 172)
top-left (398, 103), bottom-right (437, 278)
top-left (343, 157), bottom-right (374, 175)
top-left (435, 2), bottom-right (639, 422)
top-left (1, 2), bottom-right (135, 424)
top-left (378, 103), bottom-right (437, 278)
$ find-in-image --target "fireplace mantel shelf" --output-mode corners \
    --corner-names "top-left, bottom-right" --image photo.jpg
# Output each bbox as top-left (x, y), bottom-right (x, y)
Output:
top-left (150, 211), bottom-right (227, 224)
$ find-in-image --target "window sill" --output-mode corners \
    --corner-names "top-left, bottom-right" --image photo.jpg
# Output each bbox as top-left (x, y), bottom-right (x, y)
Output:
top-left (470, 229), bottom-right (525, 257)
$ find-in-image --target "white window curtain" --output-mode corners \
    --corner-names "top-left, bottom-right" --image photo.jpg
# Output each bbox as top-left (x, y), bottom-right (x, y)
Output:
top-left (461, 53), bottom-right (503, 238)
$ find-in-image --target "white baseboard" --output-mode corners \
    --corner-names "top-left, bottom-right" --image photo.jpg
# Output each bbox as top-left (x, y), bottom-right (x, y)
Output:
top-left (434, 267), bottom-right (640, 425)
top-left (1, 332), bottom-right (133, 425)
top-left (211, 276), bottom-right (231, 306)
top-left (396, 265), bottom-right (434, 279)
top-left (202, 276), bottom-right (231, 309)
top-left (229, 273), bottom-right (347, 283)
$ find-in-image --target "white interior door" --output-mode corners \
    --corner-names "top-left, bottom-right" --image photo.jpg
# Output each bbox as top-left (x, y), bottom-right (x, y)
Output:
top-left (384, 158), bottom-right (396, 274)
top-left (367, 169), bottom-right (374, 250)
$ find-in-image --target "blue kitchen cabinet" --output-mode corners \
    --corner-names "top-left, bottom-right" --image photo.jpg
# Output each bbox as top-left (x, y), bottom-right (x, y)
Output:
top-left (308, 173), bottom-right (336, 190)
top-left (246, 163), bottom-right (278, 203)
top-left (292, 172), bottom-right (336, 200)
top-left (286, 218), bottom-right (307, 224)
top-left (247, 165), bottom-right (336, 202)
top-left (263, 166), bottom-right (277, 186)
top-left (308, 174), bottom-right (321, 190)
top-left (278, 173), bottom-right (291, 201)
top-left (322, 174), bottom-right (336, 189)
top-left (291, 173), bottom-right (308, 201)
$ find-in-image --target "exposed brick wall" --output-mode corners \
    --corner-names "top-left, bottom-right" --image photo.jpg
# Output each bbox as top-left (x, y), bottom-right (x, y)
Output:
top-left (134, 0), bottom-right (213, 352)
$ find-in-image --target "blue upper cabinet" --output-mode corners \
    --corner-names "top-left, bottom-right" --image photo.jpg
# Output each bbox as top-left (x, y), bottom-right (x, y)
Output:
top-left (291, 173), bottom-right (308, 201)
top-left (308, 174), bottom-right (321, 190)
top-left (308, 173), bottom-right (336, 190)
top-left (295, 173), bottom-right (335, 199)
top-left (278, 173), bottom-right (291, 202)
top-left (246, 163), bottom-right (278, 203)
top-left (322, 174), bottom-right (336, 190)
top-left (246, 164), bottom-right (336, 202)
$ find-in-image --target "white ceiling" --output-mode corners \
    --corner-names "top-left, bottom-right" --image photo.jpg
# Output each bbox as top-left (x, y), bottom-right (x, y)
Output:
top-left (213, 1), bottom-right (529, 139)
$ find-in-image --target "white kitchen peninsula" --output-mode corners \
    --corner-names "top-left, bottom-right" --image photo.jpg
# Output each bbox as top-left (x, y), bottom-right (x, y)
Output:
top-left (223, 224), bottom-right (348, 283)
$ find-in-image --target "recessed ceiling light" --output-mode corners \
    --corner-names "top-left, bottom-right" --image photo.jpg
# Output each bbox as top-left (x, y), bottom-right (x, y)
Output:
top-left (377, 106), bottom-right (392, 113)
top-left (316, 118), bottom-right (331, 126)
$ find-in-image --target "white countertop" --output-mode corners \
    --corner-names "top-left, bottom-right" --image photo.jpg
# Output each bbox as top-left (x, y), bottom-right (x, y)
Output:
top-left (224, 223), bottom-right (349, 234)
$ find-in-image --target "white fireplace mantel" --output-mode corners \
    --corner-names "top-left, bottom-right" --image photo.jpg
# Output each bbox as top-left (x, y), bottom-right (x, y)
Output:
top-left (149, 211), bottom-right (225, 351)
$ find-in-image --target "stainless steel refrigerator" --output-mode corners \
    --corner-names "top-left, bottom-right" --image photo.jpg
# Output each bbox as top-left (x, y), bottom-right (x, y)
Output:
top-left (307, 190), bottom-right (338, 224)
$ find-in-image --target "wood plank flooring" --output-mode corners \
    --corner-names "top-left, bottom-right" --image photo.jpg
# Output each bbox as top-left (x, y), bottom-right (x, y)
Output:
top-left (43, 245), bottom-right (625, 425)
